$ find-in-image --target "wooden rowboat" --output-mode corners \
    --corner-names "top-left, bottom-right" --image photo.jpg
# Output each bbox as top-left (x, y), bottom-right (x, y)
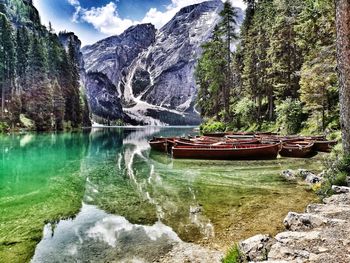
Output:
top-left (313, 140), bottom-right (337, 152)
top-left (172, 144), bottom-right (280, 160)
top-left (279, 142), bottom-right (315, 158)
top-left (174, 138), bottom-right (259, 147)
top-left (149, 138), bottom-right (169, 152)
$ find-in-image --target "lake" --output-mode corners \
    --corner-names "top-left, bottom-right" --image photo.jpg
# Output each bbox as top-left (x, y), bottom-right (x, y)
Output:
top-left (0, 127), bottom-right (323, 262)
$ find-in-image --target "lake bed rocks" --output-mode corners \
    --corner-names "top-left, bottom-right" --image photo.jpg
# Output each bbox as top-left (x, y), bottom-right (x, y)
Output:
top-left (281, 169), bottom-right (324, 185)
top-left (240, 191), bottom-right (350, 263)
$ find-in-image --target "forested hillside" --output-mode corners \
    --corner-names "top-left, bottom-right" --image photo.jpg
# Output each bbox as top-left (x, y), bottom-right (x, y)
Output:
top-left (197, 0), bottom-right (338, 135)
top-left (0, 0), bottom-right (87, 131)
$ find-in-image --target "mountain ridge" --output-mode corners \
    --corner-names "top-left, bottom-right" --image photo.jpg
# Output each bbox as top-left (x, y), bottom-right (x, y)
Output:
top-left (82, 0), bottom-right (243, 125)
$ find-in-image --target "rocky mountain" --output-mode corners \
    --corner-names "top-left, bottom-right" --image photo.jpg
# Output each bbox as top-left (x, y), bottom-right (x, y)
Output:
top-left (82, 0), bottom-right (243, 125)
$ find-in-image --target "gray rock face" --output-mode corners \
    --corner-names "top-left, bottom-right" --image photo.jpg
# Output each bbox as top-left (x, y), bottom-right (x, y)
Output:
top-left (239, 234), bottom-right (275, 261)
top-left (85, 72), bottom-right (125, 123)
top-left (82, 24), bottom-right (156, 88)
top-left (81, 0), bottom-right (243, 125)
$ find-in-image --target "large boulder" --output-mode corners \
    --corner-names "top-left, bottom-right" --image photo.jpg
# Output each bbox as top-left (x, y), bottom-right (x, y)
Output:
top-left (239, 234), bottom-right (275, 262)
top-left (283, 212), bottom-right (329, 231)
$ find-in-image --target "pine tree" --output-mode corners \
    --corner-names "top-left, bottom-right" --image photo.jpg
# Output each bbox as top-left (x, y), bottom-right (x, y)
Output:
top-left (16, 26), bottom-right (30, 92)
top-left (0, 13), bottom-right (16, 120)
top-left (25, 36), bottom-right (53, 131)
top-left (52, 78), bottom-right (65, 130)
top-left (196, 26), bottom-right (227, 119)
top-left (217, 1), bottom-right (238, 119)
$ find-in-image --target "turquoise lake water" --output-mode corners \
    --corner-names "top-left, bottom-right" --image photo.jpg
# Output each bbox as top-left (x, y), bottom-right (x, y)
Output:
top-left (0, 127), bottom-right (324, 262)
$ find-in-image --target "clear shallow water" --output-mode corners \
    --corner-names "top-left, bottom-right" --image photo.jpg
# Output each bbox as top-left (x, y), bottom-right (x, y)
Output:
top-left (0, 127), bottom-right (324, 262)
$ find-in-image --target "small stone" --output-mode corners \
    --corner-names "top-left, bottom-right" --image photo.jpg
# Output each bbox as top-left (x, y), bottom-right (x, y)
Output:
top-left (305, 174), bottom-right (322, 184)
top-left (282, 170), bottom-right (296, 180)
top-left (332, 185), bottom-right (350, 194)
top-left (298, 169), bottom-right (314, 179)
top-left (317, 247), bottom-right (329, 253)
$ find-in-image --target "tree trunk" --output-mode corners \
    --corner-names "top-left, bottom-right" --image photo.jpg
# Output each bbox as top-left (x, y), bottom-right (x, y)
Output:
top-left (1, 82), bottom-right (4, 119)
top-left (335, 0), bottom-right (350, 154)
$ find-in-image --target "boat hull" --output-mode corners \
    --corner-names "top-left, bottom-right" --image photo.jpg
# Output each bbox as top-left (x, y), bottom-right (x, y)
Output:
top-left (280, 143), bottom-right (315, 158)
top-left (313, 140), bottom-right (337, 152)
top-left (172, 144), bottom-right (280, 160)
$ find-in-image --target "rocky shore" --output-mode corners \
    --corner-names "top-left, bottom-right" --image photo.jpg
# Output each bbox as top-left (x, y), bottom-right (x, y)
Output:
top-left (238, 171), bottom-right (350, 263)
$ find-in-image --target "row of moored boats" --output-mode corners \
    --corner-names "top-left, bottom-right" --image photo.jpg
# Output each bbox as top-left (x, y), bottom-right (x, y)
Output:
top-left (149, 132), bottom-right (337, 160)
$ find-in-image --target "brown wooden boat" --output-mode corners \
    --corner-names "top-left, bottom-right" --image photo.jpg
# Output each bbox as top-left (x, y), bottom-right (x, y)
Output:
top-left (313, 140), bottom-right (337, 152)
top-left (172, 143), bottom-right (280, 160)
top-left (174, 138), bottom-right (259, 147)
top-left (202, 132), bottom-right (228, 137)
top-left (279, 142), bottom-right (315, 158)
top-left (149, 138), bottom-right (169, 152)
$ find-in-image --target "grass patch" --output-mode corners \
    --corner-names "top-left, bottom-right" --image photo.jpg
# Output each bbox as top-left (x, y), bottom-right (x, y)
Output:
top-left (222, 244), bottom-right (245, 263)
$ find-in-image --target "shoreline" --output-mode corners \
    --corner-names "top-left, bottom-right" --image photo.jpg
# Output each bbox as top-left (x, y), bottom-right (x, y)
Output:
top-left (237, 189), bottom-right (350, 263)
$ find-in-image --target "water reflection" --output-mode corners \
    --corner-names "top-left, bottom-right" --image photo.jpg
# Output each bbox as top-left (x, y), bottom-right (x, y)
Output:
top-left (32, 204), bottom-right (180, 263)
top-left (29, 127), bottom-right (322, 262)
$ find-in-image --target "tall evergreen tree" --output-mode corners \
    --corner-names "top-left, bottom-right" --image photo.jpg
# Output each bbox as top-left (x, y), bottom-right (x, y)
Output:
top-left (0, 13), bottom-right (16, 119)
top-left (16, 26), bottom-right (30, 91)
top-left (217, 1), bottom-right (239, 119)
top-left (196, 26), bottom-right (227, 119)
top-left (25, 36), bottom-right (53, 131)
top-left (52, 78), bottom-right (65, 130)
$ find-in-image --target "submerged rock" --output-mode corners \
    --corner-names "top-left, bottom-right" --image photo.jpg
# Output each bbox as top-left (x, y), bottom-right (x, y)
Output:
top-left (282, 170), bottom-right (296, 180)
top-left (239, 234), bottom-right (275, 262)
top-left (332, 185), bottom-right (350, 194)
top-left (304, 174), bottom-right (322, 184)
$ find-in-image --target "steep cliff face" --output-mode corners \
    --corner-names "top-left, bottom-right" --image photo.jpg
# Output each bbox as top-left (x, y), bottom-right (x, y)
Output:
top-left (82, 0), bottom-right (235, 125)
top-left (85, 72), bottom-right (126, 124)
top-left (82, 24), bottom-right (156, 88)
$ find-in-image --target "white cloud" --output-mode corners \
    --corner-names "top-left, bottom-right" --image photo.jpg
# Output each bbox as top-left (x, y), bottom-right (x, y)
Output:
top-left (68, 0), bottom-right (246, 36)
top-left (81, 2), bottom-right (135, 35)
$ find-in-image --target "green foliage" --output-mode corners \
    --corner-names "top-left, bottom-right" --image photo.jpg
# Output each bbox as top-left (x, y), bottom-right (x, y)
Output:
top-left (222, 244), bottom-right (244, 263)
top-left (200, 119), bottom-right (226, 133)
top-left (0, 121), bottom-right (9, 133)
top-left (198, 0), bottom-right (338, 134)
top-left (196, 3), bottom-right (239, 121)
top-left (317, 154), bottom-right (350, 197)
top-left (0, 1), bottom-right (85, 131)
top-left (276, 98), bottom-right (305, 134)
top-left (232, 97), bottom-right (256, 129)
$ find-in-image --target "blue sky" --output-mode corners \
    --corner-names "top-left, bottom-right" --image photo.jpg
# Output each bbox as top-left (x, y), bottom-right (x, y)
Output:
top-left (33, 0), bottom-right (245, 46)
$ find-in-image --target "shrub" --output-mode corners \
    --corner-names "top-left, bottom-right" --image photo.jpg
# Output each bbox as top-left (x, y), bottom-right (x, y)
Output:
top-left (276, 98), bottom-right (305, 134)
top-left (222, 244), bottom-right (244, 263)
top-left (0, 121), bottom-right (9, 133)
top-left (233, 98), bottom-right (256, 130)
top-left (200, 119), bottom-right (226, 133)
top-left (317, 154), bottom-right (350, 197)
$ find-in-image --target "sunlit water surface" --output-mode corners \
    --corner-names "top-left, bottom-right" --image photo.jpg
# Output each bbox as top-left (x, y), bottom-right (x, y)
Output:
top-left (0, 127), bottom-right (324, 262)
